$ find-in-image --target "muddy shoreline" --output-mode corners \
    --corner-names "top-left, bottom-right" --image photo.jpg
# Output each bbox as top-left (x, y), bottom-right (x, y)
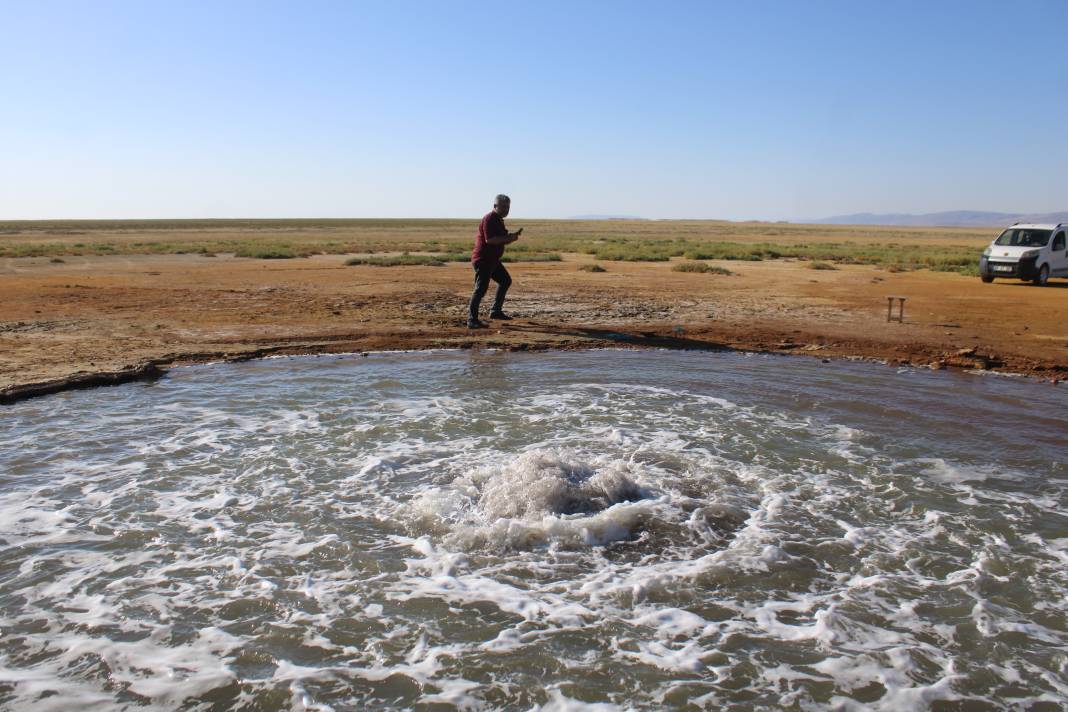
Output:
top-left (2, 250), bottom-right (1066, 404)
top-left (3, 323), bottom-right (1062, 406)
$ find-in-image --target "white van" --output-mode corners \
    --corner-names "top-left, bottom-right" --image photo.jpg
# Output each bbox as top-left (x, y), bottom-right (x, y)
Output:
top-left (979, 223), bottom-right (1068, 285)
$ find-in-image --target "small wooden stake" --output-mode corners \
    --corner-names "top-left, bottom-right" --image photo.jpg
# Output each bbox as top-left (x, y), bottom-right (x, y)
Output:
top-left (886, 296), bottom-right (906, 322)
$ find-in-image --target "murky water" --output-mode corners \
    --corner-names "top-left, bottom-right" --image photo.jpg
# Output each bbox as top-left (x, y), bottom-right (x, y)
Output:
top-left (2, 350), bottom-right (1067, 711)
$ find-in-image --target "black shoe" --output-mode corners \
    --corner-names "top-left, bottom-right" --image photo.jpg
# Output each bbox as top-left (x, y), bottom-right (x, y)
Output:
top-left (467, 319), bottom-right (488, 329)
top-left (489, 311), bottom-right (513, 321)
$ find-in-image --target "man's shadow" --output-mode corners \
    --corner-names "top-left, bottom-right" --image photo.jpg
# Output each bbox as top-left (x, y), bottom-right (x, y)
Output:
top-left (502, 320), bottom-right (732, 351)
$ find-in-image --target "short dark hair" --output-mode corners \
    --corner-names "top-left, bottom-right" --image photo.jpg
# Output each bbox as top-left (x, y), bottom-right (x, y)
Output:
top-left (494, 194), bottom-right (510, 205)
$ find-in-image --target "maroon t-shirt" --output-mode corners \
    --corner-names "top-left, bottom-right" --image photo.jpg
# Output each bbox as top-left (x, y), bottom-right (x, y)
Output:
top-left (471, 211), bottom-right (508, 265)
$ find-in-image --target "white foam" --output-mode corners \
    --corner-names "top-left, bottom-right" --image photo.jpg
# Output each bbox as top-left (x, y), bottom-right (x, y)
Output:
top-left (406, 449), bottom-right (658, 550)
top-left (534, 689), bottom-right (629, 711)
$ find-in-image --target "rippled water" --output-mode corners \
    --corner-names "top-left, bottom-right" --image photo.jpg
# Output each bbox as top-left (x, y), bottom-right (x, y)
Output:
top-left (2, 350), bottom-right (1067, 711)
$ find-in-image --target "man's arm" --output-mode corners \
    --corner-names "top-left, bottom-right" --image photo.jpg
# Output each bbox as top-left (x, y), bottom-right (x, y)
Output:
top-left (485, 227), bottom-right (522, 245)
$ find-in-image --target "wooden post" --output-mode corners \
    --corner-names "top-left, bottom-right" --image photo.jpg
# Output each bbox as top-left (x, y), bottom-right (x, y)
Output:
top-left (886, 296), bottom-right (906, 322)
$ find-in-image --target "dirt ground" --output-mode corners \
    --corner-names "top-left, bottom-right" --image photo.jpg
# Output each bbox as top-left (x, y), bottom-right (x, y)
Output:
top-left (2, 249), bottom-right (1066, 402)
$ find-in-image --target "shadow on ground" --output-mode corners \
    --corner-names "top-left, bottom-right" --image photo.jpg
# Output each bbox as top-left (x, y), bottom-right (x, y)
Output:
top-left (504, 321), bottom-right (733, 351)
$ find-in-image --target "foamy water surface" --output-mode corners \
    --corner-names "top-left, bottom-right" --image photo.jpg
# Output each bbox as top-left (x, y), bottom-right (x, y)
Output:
top-left (2, 350), bottom-right (1067, 710)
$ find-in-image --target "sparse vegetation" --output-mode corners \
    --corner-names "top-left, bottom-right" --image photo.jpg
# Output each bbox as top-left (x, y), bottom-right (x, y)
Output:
top-left (346, 251), bottom-right (562, 267)
top-left (672, 262), bottom-right (734, 274)
top-left (346, 254), bottom-right (446, 267)
top-left (0, 218), bottom-right (986, 275)
top-left (579, 263), bottom-right (606, 272)
top-left (808, 261), bottom-right (838, 270)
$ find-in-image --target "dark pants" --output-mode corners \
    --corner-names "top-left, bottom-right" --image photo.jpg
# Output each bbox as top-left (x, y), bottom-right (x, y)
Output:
top-left (468, 261), bottom-right (512, 321)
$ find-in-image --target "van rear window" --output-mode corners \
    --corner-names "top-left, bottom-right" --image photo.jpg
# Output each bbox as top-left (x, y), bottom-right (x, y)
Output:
top-left (994, 229), bottom-right (1052, 247)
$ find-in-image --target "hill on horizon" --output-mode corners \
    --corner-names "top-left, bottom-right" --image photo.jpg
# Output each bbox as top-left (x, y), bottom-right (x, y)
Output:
top-left (569, 214), bottom-right (649, 221)
top-left (808, 210), bottom-right (1068, 228)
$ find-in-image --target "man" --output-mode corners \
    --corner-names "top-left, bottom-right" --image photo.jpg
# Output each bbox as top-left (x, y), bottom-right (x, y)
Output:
top-left (468, 194), bottom-right (523, 328)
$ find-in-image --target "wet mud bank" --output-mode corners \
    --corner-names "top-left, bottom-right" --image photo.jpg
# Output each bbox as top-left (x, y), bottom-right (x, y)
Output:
top-left (0, 361), bottom-right (166, 405)
top-left (2, 323), bottom-right (1062, 406)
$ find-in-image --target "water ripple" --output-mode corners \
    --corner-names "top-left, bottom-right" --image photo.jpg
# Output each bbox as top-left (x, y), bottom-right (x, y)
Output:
top-left (1, 350), bottom-right (1066, 710)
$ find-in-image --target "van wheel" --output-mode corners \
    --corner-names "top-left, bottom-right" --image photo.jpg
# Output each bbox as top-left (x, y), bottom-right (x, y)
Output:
top-left (981, 275), bottom-right (994, 283)
top-left (1034, 265), bottom-right (1049, 286)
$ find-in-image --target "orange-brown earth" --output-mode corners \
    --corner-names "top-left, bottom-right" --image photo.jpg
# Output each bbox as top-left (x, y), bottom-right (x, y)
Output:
top-left (2, 245), bottom-right (1066, 403)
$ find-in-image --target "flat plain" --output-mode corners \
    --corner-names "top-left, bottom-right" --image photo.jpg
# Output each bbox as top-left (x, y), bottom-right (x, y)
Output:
top-left (1, 218), bottom-right (1065, 398)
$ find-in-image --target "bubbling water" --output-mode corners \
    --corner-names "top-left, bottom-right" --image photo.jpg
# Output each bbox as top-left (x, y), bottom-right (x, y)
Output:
top-left (1, 349), bottom-right (1066, 711)
top-left (409, 449), bottom-right (667, 550)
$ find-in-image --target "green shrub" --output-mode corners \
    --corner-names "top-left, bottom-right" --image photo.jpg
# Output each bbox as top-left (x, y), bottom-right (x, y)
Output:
top-left (672, 262), bottom-right (732, 275)
top-left (235, 246), bottom-right (297, 259)
top-left (592, 246), bottom-right (673, 261)
top-left (501, 252), bottom-right (562, 262)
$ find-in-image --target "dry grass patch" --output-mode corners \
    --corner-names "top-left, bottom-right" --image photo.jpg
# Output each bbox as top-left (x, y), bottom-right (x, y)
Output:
top-left (346, 254), bottom-right (446, 267)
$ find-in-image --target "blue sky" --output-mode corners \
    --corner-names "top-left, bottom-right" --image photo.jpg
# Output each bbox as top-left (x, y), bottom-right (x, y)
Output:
top-left (2, 1), bottom-right (1066, 220)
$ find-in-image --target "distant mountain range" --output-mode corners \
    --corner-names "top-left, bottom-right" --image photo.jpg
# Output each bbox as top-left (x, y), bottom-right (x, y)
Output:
top-left (564, 211), bottom-right (1068, 227)
top-left (569, 214), bottom-right (648, 221)
top-left (809, 211), bottom-right (1068, 228)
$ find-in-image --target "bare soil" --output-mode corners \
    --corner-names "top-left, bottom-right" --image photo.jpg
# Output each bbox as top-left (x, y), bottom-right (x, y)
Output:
top-left (2, 251), bottom-right (1066, 402)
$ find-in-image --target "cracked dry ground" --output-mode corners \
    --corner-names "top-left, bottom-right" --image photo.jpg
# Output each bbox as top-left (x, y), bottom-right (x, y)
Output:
top-left (2, 252), bottom-right (1067, 392)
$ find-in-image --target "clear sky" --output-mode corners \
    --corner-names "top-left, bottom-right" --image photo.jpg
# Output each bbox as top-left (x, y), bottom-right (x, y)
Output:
top-left (2, 0), bottom-right (1066, 220)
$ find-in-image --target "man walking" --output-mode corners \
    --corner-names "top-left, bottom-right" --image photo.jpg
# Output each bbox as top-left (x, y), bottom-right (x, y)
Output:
top-left (468, 194), bottom-right (522, 328)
